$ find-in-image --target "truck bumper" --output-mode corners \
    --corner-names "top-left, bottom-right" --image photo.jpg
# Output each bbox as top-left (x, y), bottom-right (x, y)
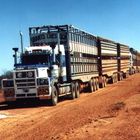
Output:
top-left (4, 97), bottom-right (16, 102)
top-left (5, 95), bottom-right (51, 102)
top-left (39, 95), bottom-right (51, 100)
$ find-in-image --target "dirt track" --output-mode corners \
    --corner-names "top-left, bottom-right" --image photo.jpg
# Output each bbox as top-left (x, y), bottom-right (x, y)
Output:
top-left (0, 74), bottom-right (140, 140)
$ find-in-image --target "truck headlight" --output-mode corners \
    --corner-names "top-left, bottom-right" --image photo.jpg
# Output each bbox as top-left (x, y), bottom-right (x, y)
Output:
top-left (37, 78), bottom-right (48, 85)
top-left (17, 72), bottom-right (22, 78)
top-left (2, 79), bottom-right (14, 88)
top-left (27, 71), bottom-right (34, 78)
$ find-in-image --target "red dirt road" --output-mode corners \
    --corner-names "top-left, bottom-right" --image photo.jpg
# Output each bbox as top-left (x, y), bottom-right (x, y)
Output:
top-left (0, 74), bottom-right (140, 140)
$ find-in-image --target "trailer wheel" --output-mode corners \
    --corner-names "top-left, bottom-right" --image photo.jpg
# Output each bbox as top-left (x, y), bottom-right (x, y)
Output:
top-left (75, 82), bottom-right (80, 98)
top-left (115, 73), bottom-right (118, 82)
top-left (113, 74), bottom-right (117, 83)
top-left (99, 77), bottom-right (104, 88)
top-left (118, 73), bottom-right (122, 81)
top-left (50, 86), bottom-right (58, 106)
top-left (69, 82), bottom-right (76, 99)
top-left (119, 74), bottom-right (122, 81)
top-left (95, 78), bottom-right (99, 90)
top-left (126, 72), bottom-right (129, 78)
top-left (93, 78), bottom-right (97, 90)
top-left (111, 75), bottom-right (115, 84)
top-left (103, 76), bottom-right (107, 87)
top-left (120, 73), bottom-right (123, 80)
top-left (89, 79), bottom-right (95, 92)
top-left (123, 73), bottom-right (126, 79)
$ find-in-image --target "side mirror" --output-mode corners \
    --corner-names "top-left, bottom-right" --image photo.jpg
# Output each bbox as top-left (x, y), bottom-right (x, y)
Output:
top-left (12, 48), bottom-right (19, 52)
top-left (47, 69), bottom-right (51, 77)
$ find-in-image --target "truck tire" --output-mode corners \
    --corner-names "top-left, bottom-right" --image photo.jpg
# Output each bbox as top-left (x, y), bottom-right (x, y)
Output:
top-left (99, 82), bottom-right (104, 88)
top-left (118, 73), bottom-right (122, 81)
top-left (75, 82), bottom-right (80, 98)
top-left (99, 77), bottom-right (105, 88)
top-left (93, 78), bottom-right (96, 91)
top-left (123, 73), bottom-right (126, 79)
top-left (126, 72), bottom-right (129, 78)
top-left (88, 79), bottom-right (95, 92)
top-left (113, 74), bottom-right (117, 83)
top-left (103, 76), bottom-right (107, 87)
top-left (124, 72), bottom-right (129, 78)
top-left (50, 86), bottom-right (58, 106)
top-left (95, 78), bottom-right (99, 90)
top-left (120, 73), bottom-right (123, 80)
top-left (69, 82), bottom-right (76, 99)
top-left (111, 75), bottom-right (115, 84)
top-left (116, 73), bottom-right (118, 82)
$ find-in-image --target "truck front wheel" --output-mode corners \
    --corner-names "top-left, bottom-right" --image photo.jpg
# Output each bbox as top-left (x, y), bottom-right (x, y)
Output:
top-left (75, 82), bottom-right (80, 98)
top-left (69, 82), bottom-right (76, 99)
top-left (50, 86), bottom-right (58, 106)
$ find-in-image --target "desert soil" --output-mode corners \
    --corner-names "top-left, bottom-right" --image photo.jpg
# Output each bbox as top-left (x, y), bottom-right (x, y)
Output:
top-left (0, 73), bottom-right (140, 140)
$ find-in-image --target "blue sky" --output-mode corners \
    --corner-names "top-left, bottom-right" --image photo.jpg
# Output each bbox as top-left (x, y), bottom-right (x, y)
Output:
top-left (0, 0), bottom-right (140, 74)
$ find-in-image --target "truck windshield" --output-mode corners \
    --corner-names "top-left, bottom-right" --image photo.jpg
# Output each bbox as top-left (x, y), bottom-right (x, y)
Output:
top-left (21, 53), bottom-right (50, 65)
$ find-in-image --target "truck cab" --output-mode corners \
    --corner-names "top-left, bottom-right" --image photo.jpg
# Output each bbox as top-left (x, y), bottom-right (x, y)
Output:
top-left (2, 26), bottom-right (71, 106)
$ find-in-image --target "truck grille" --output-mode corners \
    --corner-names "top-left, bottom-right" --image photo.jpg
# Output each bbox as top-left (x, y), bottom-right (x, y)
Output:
top-left (15, 79), bottom-right (36, 88)
top-left (16, 93), bottom-right (36, 97)
top-left (15, 70), bottom-right (36, 89)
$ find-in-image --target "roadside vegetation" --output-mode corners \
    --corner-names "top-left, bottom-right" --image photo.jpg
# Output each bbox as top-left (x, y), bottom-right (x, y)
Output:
top-left (0, 70), bottom-right (13, 88)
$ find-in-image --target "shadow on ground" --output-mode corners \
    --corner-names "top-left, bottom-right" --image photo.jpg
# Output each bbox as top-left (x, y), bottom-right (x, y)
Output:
top-left (0, 96), bottom-right (68, 110)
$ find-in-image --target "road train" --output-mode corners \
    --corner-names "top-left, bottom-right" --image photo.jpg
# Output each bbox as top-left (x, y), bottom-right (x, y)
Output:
top-left (2, 25), bottom-right (140, 105)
